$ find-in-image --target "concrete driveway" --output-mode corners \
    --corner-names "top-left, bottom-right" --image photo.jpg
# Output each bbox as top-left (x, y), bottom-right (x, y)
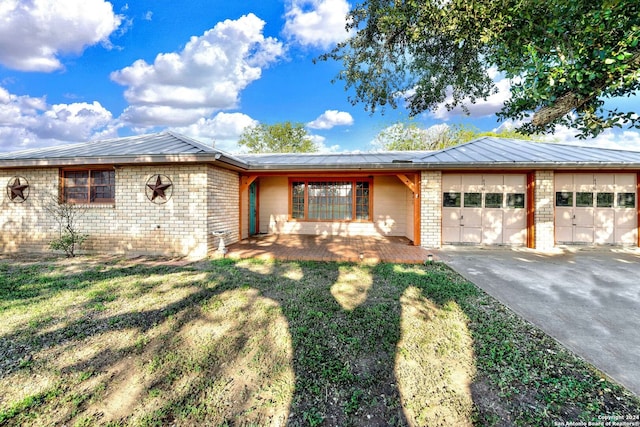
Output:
top-left (438, 247), bottom-right (640, 396)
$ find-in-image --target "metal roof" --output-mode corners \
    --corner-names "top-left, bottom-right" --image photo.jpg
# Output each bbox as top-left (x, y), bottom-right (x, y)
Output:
top-left (0, 131), bottom-right (219, 159)
top-left (2, 133), bottom-right (640, 171)
top-left (236, 151), bottom-right (423, 170)
top-left (0, 131), bottom-right (247, 169)
top-left (411, 137), bottom-right (640, 168)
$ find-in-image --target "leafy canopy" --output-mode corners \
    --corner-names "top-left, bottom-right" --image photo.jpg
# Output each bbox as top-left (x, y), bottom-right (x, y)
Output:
top-left (372, 122), bottom-right (535, 151)
top-left (320, 0), bottom-right (640, 138)
top-left (238, 122), bottom-right (318, 153)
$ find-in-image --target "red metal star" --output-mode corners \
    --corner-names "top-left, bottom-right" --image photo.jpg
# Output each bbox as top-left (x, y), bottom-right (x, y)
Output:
top-left (8, 177), bottom-right (29, 201)
top-left (146, 175), bottom-right (172, 201)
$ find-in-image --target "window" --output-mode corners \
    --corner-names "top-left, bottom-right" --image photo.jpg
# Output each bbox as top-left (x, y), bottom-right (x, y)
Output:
top-left (290, 179), bottom-right (371, 221)
top-left (556, 191), bottom-right (572, 207)
top-left (617, 193), bottom-right (636, 208)
top-left (464, 192), bottom-right (482, 207)
top-left (506, 193), bottom-right (525, 209)
top-left (597, 193), bottom-right (614, 208)
top-left (576, 192), bottom-right (594, 207)
top-left (62, 169), bottom-right (115, 204)
top-left (443, 192), bottom-right (461, 207)
top-left (484, 193), bottom-right (503, 208)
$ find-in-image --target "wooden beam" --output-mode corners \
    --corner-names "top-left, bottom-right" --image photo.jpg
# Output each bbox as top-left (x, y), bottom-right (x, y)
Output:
top-left (240, 175), bottom-right (258, 193)
top-left (396, 174), bottom-right (416, 193)
top-left (526, 172), bottom-right (536, 249)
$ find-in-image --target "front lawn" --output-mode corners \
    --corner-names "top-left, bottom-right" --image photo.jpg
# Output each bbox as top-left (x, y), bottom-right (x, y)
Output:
top-left (0, 257), bottom-right (638, 426)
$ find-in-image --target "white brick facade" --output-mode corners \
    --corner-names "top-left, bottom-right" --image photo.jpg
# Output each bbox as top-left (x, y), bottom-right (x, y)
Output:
top-left (420, 170), bottom-right (442, 248)
top-left (1, 164), bottom-right (240, 258)
top-left (534, 170), bottom-right (555, 250)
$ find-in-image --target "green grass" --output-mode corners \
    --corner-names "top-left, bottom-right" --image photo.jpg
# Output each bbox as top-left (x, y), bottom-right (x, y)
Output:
top-left (0, 256), bottom-right (638, 426)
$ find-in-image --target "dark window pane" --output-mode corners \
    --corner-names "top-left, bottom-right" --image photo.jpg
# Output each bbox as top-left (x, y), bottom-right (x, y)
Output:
top-left (464, 193), bottom-right (482, 207)
top-left (64, 169), bottom-right (114, 204)
top-left (596, 193), bottom-right (614, 208)
top-left (576, 192), bottom-right (593, 207)
top-left (556, 191), bottom-right (572, 207)
top-left (485, 193), bottom-right (503, 208)
top-left (443, 192), bottom-right (461, 207)
top-left (618, 193), bottom-right (636, 208)
top-left (507, 193), bottom-right (525, 209)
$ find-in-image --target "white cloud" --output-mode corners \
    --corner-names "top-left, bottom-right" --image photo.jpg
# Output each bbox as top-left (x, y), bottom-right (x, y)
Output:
top-left (307, 110), bottom-right (354, 129)
top-left (170, 112), bottom-right (259, 153)
top-left (495, 119), bottom-right (640, 151)
top-left (543, 126), bottom-right (640, 151)
top-left (307, 133), bottom-right (340, 152)
top-left (430, 69), bottom-right (512, 120)
top-left (112, 14), bottom-right (284, 128)
top-left (0, 0), bottom-right (122, 72)
top-left (283, 0), bottom-right (351, 48)
top-left (0, 86), bottom-right (116, 151)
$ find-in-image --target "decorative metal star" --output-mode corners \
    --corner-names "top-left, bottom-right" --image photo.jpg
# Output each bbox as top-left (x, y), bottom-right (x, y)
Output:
top-left (7, 177), bottom-right (29, 201)
top-left (146, 175), bottom-right (172, 201)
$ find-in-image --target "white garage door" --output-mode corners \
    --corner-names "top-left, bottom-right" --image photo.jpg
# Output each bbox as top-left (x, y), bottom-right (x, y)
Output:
top-left (442, 174), bottom-right (527, 245)
top-left (555, 173), bottom-right (637, 245)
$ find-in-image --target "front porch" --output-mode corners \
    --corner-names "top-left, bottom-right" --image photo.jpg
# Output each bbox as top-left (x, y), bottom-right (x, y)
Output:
top-left (226, 234), bottom-right (434, 264)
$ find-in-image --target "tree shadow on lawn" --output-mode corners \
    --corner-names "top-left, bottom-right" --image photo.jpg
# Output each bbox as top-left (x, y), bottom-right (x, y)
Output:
top-left (1, 258), bottom-right (637, 426)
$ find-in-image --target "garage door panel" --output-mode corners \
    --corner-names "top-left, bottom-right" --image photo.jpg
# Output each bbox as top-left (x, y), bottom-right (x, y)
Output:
top-left (504, 228), bottom-right (527, 245)
top-left (461, 208), bottom-right (482, 227)
top-left (616, 228), bottom-right (638, 245)
top-left (556, 226), bottom-right (574, 243)
top-left (555, 173), bottom-right (638, 246)
top-left (595, 227), bottom-right (615, 245)
top-left (484, 175), bottom-right (504, 193)
top-left (443, 227), bottom-right (461, 243)
top-left (615, 209), bottom-right (636, 228)
top-left (555, 174), bottom-right (574, 191)
top-left (462, 227), bottom-right (482, 244)
top-left (574, 227), bottom-right (594, 243)
top-left (462, 174), bottom-right (484, 192)
top-left (595, 174), bottom-right (615, 191)
top-left (615, 173), bottom-right (636, 190)
top-left (503, 174), bottom-right (526, 190)
top-left (574, 174), bottom-right (595, 192)
top-left (443, 209), bottom-right (461, 227)
top-left (444, 174), bottom-right (528, 246)
top-left (594, 209), bottom-right (614, 228)
top-left (556, 208), bottom-right (574, 227)
top-left (504, 209), bottom-right (526, 228)
top-left (574, 208), bottom-right (594, 227)
top-left (482, 210), bottom-right (503, 244)
top-left (442, 174), bottom-right (462, 191)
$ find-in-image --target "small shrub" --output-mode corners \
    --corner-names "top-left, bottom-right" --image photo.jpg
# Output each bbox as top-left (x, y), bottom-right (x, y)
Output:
top-left (49, 233), bottom-right (88, 258)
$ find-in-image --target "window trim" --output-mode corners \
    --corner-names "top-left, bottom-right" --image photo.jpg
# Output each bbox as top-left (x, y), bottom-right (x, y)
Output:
top-left (288, 177), bottom-right (373, 222)
top-left (60, 167), bottom-right (116, 205)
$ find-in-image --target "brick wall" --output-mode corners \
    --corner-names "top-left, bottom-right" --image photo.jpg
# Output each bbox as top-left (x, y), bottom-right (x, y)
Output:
top-left (207, 165), bottom-right (240, 252)
top-left (1, 164), bottom-right (239, 258)
top-left (534, 170), bottom-right (555, 250)
top-left (420, 170), bottom-right (442, 248)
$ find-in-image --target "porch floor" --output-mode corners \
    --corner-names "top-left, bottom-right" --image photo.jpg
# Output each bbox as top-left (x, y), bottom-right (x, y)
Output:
top-left (226, 234), bottom-right (434, 264)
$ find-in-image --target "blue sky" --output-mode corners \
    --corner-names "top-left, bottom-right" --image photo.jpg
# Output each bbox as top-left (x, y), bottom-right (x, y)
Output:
top-left (0, 0), bottom-right (639, 153)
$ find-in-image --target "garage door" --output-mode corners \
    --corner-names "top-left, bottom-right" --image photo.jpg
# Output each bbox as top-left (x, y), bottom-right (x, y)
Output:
top-left (555, 173), bottom-right (638, 245)
top-left (442, 174), bottom-right (527, 245)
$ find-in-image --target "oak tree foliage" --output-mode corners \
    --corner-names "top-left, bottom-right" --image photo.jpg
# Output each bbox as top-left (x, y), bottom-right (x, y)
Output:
top-left (238, 122), bottom-right (318, 153)
top-left (372, 122), bottom-right (535, 151)
top-left (320, 0), bottom-right (640, 138)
